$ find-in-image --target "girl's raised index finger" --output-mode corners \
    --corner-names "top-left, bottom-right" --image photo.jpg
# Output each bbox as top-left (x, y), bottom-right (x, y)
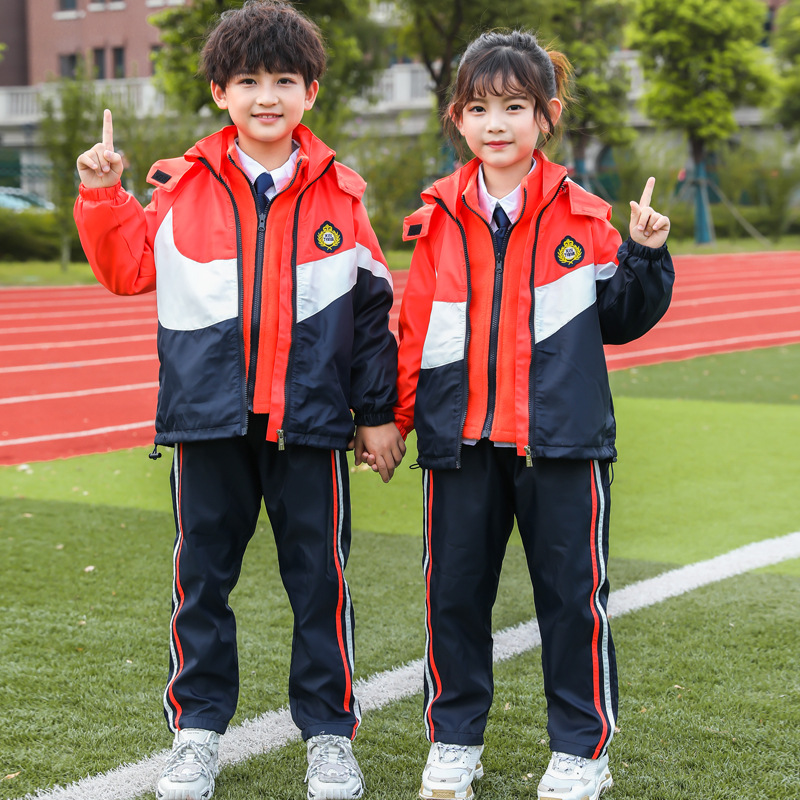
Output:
top-left (102, 108), bottom-right (114, 151)
top-left (639, 176), bottom-right (655, 208)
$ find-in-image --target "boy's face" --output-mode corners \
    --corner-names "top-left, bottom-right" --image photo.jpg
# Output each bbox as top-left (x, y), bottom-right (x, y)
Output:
top-left (211, 69), bottom-right (319, 168)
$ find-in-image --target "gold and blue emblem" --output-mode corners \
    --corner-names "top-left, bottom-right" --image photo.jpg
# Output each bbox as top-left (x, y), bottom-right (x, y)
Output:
top-left (555, 236), bottom-right (584, 268)
top-left (315, 221), bottom-right (343, 253)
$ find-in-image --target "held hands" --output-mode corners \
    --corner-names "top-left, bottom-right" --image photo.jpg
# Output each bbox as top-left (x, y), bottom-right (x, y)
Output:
top-left (76, 109), bottom-right (123, 189)
top-left (352, 422), bottom-right (406, 483)
top-left (629, 177), bottom-right (670, 249)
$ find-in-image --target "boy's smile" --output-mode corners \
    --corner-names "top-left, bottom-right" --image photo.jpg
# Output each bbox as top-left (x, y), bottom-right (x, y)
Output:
top-left (211, 69), bottom-right (318, 169)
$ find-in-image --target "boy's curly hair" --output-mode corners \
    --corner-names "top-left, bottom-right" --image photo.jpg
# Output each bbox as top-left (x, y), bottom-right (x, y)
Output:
top-left (201, 0), bottom-right (326, 89)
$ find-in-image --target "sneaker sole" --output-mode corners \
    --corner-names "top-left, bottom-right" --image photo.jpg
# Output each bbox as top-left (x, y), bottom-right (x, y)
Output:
top-left (307, 787), bottom-right (364, 800)
top-left (418, 762), bottom-right (484, 800)
top-left (537, 772), bottom-right (613, 800)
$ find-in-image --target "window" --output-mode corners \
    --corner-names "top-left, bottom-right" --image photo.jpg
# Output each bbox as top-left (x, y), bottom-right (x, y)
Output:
top-left (59, 53), bottom-right (78, 78)
top-left (59, 0), bottom-right (78, 9)
top-left (112, 47), bottom-right (125, 79)
top-left (93, 48), bottom-right (106, 80)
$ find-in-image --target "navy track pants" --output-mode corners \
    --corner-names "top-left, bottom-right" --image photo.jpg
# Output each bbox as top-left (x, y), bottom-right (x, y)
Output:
top-left (163, 415), bottom-right (360, 740)
top-left (422, 440), bottom-right (617, 758)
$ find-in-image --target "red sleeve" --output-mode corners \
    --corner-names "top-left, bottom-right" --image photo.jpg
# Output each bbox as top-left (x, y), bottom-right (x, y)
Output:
top-left (394, 233), bottom-right (437, 438)
top-left (73, 183), bottom-right (157, 295)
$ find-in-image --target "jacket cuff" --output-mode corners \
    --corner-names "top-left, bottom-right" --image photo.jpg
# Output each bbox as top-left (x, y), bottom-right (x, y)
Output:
top-left (353, 410), bottom-right (395, 427)
top-left (78, 183), bottom-right (127, 202)
top-left (624, 237), bottom-right (669, 260)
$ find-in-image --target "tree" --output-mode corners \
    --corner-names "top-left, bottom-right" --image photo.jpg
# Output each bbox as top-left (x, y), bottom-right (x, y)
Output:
top-left (539, 0), bottom-right (635, 191)
top-left (149, 0), bottom-right (387, 147)
top-left (631, 0), bottom-right (774, 242)
top-left (39, 63), bottom-right (105, 270)
top-left (773, 0), bottom-right (800, 133)
top-left (395, 0), bottom-right (545, 128)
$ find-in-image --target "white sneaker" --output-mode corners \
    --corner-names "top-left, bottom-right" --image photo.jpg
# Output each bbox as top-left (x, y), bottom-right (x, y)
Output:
top-left (537, 751), bottom-right (613, 800)
top-left (419, 742), bottom-right (484, 799)
top-left (156, 728), bottom-right (220, 800)
top-left (305, 734), bottom-right (364, 799)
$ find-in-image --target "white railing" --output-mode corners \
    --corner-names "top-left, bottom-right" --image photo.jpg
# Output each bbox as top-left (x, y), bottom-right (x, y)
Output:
top-left (0, 64), bottom-right (433, 129)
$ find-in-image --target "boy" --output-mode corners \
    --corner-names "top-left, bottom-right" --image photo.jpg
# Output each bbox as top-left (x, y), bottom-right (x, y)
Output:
top-left (74, 2), bottom-right (405, 799)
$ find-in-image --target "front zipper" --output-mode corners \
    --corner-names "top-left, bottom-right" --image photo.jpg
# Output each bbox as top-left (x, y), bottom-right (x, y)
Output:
top-left (526, 178), bottom-right (567, 464)
top-left (198, 157), bottom-right (248, 434)
top-left (433, 197), bottom-right (472, 469)
top-left (282, 158), bottom-right (335, 444)
top-left (246, 201), bottom-right (269, 408)
top-left (462, 192), bottom-right (527, 440)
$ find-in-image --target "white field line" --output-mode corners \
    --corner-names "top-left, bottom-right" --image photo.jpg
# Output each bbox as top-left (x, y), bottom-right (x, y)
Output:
top-left (14, 531), bottom-right (800, 800)
top-left (1, 318), bottom-right (155, 335)
top-left (0, 335), bottom-right (154, 352)
top-left (0, 382), bottom-right (158, 405)
top-left (0, 355), bottom-right (156, 374)
top-left (0, 421), bottom-right (154, 447)
top-left (605, 330), bottom-right (800, 363)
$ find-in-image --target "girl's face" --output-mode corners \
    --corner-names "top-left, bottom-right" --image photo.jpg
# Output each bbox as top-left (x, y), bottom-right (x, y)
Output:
top-left (453, 83), bottom-right (562, 190)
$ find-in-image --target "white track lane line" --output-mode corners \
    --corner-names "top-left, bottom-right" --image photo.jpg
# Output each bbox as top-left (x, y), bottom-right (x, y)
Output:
top-left (0, 335), bottom-right (154, 352)
top-left (0, 421), bottom-right (154, 447)
top-left (0, 383), bottom-right (158, 405)
top-left (13, 531), bottom-right (800, 800)
top-left (605, 330), bottom-right (800, 363)
top-left (0, 355), bottom-right (156, 374)
top-left (1, 318), bottom-right (155, 335)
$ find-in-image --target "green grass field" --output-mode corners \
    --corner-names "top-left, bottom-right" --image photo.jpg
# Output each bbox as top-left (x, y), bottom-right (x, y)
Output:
top-left (1, 346), bottom-right (799, 800)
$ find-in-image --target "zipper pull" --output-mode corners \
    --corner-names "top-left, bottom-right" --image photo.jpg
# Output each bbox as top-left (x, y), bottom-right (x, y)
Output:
top-left (524, 445), bottom-right (533, 468)
top-left (277, 429), bottom-right (285, 451)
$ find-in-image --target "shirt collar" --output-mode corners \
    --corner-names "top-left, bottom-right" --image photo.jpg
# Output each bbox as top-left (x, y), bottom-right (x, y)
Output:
top-left (477, 158), bottom-right (536, 228)
top-left (235, 140), bottom-right (300, 195)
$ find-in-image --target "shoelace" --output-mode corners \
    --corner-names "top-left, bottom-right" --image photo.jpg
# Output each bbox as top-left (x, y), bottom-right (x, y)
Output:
top-left (551, 753), bottom-right (587, 773)
top-left (434, 743), bottom-right (473, 765)
top-left (305, 736), bottom-right (364, 783)
top-left (163, 739), bottom-right (216, 781)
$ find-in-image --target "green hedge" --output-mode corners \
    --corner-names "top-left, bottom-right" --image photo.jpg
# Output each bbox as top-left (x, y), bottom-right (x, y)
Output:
top-left (0, 209), bottom-right (86, 262)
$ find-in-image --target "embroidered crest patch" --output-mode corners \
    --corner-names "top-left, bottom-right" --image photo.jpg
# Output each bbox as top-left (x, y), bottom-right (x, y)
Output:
top-left (555, 236), bottom-right (584, 268)
top-left (315, 221), bottom-right (343, 253)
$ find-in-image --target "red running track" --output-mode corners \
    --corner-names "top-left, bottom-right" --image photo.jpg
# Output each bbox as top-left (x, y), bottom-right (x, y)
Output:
top-left (2, 252), bottom-right (799, 465)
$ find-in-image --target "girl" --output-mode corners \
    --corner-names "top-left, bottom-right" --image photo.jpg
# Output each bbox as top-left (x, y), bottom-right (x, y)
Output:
top-left (394, 29), bottom-right (673, 800)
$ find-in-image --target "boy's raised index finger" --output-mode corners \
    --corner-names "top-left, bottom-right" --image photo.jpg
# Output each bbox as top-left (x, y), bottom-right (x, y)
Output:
top-left (102, 108), bottom-right (114, 151)
top-left (639, 176), bottom-right (655, 208)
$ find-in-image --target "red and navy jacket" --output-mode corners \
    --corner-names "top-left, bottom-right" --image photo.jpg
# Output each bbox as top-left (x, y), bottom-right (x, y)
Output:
top-left (395, 152), bottom-right (674, 469)
top-left (74, 124), bottom-right (397, 449)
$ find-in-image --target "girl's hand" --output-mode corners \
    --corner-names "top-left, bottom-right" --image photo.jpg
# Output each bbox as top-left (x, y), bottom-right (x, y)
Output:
top-left (76, 109), bottom-right (123, 189)
top-left (629, 177), bottom-right (670, 249)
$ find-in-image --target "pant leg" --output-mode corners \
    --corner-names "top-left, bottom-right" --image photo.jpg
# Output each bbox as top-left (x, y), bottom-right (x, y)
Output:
top-left (258, 442), bottom-right (360, 741)
top-left (423, 440), bottom-right (516, 745)
top-left (513, 458), bottom-right (617, 759)
top-left (164, 437), bottom-right (262, 734)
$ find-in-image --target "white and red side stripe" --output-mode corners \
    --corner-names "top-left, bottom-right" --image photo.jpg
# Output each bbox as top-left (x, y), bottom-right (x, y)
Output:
top-left (330, 451), bottom-right (361, 737)
top-left (422, 469), bottom-right (443, 740)
top-left (589, 459), bottom-right (615, 757)
top-left (164, 444), bottom-right (187, 732)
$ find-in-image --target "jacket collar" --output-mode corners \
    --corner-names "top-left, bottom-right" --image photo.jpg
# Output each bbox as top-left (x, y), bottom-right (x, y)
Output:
top-left (186, 123), bottom-right (336, 184)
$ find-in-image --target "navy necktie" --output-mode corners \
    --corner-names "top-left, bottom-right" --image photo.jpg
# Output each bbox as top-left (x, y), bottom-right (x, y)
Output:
top-left (492, 204), bottom-right (511, 251)
top-left (254, 172), bottom-right (274, 215)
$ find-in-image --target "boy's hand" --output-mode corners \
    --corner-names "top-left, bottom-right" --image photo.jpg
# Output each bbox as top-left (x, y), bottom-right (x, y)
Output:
top-left (629, 177), bottom-right (670, 249)
top-left (353, 422), bottom-right (406, 483)
top-left (76, 109), bottom-right (123, 189)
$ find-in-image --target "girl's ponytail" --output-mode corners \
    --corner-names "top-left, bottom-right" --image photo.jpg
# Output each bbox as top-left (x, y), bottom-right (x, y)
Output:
top-left (547, 48), bottom-right (573, 106)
